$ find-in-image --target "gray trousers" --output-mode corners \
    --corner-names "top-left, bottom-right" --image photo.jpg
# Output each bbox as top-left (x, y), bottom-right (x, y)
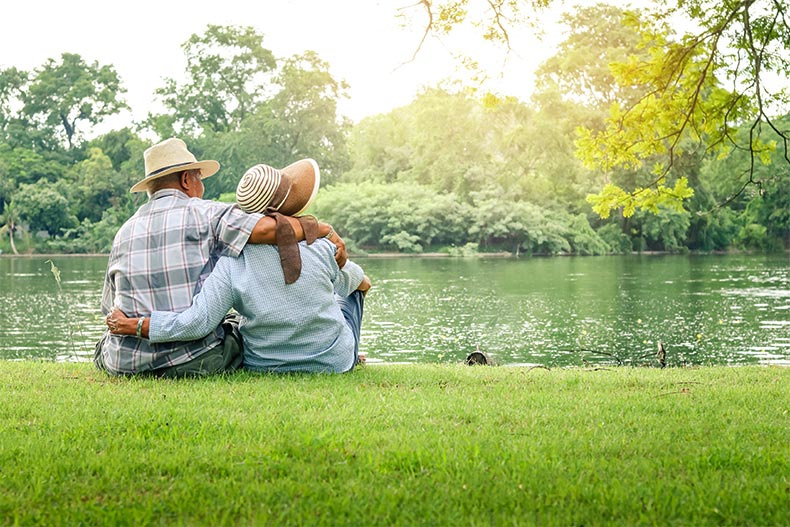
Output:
top-left (94, 314), bottom-right (243, 378)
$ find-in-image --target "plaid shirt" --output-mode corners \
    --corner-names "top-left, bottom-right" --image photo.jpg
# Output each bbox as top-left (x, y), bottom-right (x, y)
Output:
top-left (98, 189), bottom-right (261, 374)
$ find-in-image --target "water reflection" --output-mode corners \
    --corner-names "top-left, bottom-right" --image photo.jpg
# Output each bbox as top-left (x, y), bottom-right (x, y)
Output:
top-left (0, 254), bottom-right (788, 366)
top-left (0, 257), bottom-right (107, 362)
top-left (359, 254), bottom-right (790, 367)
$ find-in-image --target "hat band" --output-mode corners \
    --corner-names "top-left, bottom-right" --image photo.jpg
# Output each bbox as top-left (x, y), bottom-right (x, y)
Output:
top-left (147, 161), bottom-right (193, 177)
top-left (269, 185), bottom-right (292, 212)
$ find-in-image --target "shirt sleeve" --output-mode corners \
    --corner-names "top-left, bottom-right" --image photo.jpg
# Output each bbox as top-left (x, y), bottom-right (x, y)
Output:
top-left (100, 243), bottom-right (120, 315)
top-left (209, 201), bottom-right (263, 258)
top-left (319, 239), bottom-right (365, 297)
top-left (148, 256), bottom-right (236, 343)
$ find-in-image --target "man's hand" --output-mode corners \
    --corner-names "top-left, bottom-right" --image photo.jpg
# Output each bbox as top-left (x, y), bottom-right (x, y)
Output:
top-left (106, 308), bottom-right (134, 335)
top-left (325, 228), bottom-right (348, 268)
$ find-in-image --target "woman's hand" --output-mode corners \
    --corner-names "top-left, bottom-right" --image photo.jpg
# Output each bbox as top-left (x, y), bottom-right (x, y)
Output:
top-left (357, 275), bottom-right (372, 296)
top-left (105, 308), bottom-right (137, 335)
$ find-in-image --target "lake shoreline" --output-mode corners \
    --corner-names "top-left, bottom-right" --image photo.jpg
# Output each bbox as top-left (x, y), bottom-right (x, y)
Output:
top-left (1, 248), bottom-right (778, 259)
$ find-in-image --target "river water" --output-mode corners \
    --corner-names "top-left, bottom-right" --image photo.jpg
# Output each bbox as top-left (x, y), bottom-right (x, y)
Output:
top-left (0, 254), bottom-right (788, 367)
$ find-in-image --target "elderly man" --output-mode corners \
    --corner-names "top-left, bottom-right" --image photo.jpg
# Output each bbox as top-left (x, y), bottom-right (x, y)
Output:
top-left (106, 159), bottom-right (370, 374)
top-left (95, 138), bottom-right (345, 377)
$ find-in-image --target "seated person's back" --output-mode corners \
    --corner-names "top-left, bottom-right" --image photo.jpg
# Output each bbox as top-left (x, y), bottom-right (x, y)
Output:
top-left (149, 237), bottom-right (364, 373)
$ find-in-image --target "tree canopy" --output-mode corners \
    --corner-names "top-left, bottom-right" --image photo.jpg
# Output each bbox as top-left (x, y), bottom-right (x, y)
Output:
top-left (406, 0), bottom-right (790, 217)
top-left (151, 25), bottom-right (277, 136)
top-left (20, 53), bottom-right (127, 149)
top-left (0, 14), bottom-right (786, 256)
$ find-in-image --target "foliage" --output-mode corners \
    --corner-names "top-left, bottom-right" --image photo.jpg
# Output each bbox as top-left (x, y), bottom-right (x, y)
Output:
top-left (87, 128), bottom-right (144, 172)
top-left (634, 207), bottom-right (691, 252)
top-left (258, 51), bottom-right (351, 183)
top-left (15, 53), bottom-right (127, 149)
top-left (406, 0), bottom-right (790, 218)
top-left (11, 180), bottom-right (77, 235)
top-left (346, 88), bottom-right (594, 209)
top-left (198, 51), bottom-right (352, 197)
top-left (468, 187), bottom-right (569, 255)
top-left (0, 19), bottom-right (785, 255)
top-left (0, 67), bottom-right (27, 137)
top-left (151, 25), bottom-right (277, 136)
top-left (736, 221), bottom-right (770, 250)
top-left (579, 1), bottom-right (789, 215)
top-left (535, 4), bottom-right (645, 111)
top-left (65, 147), bottom-right (138, 223)
top-left (597, 222), bottom-right (633, 253)
top-left (586, 177), bottom-right (695, 219)
top-left (311, 181), bottom-right (470, 253)
top-left (50, 200), bottom-right (139, 254)
top-left (0, 200), bottom-right (20, 254)
top-left (566, 213), bottom-right (612, 255)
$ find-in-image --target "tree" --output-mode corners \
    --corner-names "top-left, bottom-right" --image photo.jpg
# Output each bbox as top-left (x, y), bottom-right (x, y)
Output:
top-left (11, 181), bottom-right (77, 235)
top-left (311, 181), bottom-right (470, 253)
top-left (0, 67), bottom-right (27, 139)
top-left (67, 147), bottom-right (131, 223)
top-left (405, 0), bottom-right (790, 216)
top-left (0, 201), bottom-right (19, 254)
top-left (193, 50), bottom-right (352, 196)
top-left (88, 128), bottom-right (143, 172)
top-left (468, 187), bottom-right (571, 255)
top-left (0, 144), bottom-right (67, 208)
top-left (535, 4), bottom-right (644, 112)
top-left (259, 51), bottom-right (351, 181)
top-left (0, 66), bottom-right (59, 151)
top-left (152, 25), bottom-right (277, 135)
top-left (699, 116), bottom-right (790, 249)
top-left (22, 53), bottom-right (128, 149)
top-left (346, 88), bottom-right (497, 198)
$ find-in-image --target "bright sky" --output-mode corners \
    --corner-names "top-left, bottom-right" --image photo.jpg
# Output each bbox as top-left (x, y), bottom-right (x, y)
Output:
top-left (1, 0), bottom-right (629, 132)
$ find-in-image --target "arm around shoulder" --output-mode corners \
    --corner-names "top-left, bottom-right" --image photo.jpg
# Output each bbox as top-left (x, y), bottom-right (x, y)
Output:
top-left (249, 216), bottom-right (348, 268)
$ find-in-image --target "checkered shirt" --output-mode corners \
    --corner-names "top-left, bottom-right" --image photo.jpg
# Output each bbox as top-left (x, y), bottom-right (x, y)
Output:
top-left (98, 189), bottom-right (261, 374)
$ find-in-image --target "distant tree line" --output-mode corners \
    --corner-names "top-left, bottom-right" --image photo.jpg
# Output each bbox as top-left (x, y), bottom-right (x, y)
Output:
top-left (0, 9), bottom-right (787, 256)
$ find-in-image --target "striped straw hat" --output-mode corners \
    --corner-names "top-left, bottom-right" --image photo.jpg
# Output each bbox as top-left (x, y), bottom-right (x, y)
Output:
top-left (236, 159), bottom-right (320, 216)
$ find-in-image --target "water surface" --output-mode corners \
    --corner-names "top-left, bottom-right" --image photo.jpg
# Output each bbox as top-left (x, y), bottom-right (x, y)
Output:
top-left (0, 254), bottom-right (787, 367)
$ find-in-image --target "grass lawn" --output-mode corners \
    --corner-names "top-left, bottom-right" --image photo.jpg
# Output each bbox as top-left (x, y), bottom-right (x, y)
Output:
top-left (1, 361), bottom-right (788, 526)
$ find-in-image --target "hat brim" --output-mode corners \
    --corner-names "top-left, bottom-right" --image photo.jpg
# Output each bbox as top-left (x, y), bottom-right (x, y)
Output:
top-left (280, 159), bottom-right (320, 216)
top-left (130, 160), bottom-right (220, 193)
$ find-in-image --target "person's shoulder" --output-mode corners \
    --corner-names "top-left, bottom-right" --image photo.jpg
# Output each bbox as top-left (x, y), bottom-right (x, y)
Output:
top-left (240, 243), bottom-right (279, 261)
top-left (113, 207), bottom-right (143, 238)
top-left (214, 254), bottom-right (237, 271)
top-left (188, 197), bottom-right (236, 214)
top-left (303, 238), bottom-right (337, 263)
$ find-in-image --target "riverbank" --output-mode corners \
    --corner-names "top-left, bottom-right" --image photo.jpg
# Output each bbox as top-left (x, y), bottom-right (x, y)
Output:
top-left (1, 361), bottom-right (788, 526)
top-left (2, 248), bottom-right (778, 259)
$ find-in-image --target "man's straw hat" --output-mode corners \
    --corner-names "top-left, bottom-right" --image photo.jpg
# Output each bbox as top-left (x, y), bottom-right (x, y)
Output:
top-left (236, 159), bottom-right (320, 216)
top-left (130, 138), bottom-right (220, 193)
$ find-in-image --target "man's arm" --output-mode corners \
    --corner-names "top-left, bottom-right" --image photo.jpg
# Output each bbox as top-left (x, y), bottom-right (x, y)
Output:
top-left (249, 216), bottom-right (348, 268)
top-left (248, 215), bottom-right (305, 244)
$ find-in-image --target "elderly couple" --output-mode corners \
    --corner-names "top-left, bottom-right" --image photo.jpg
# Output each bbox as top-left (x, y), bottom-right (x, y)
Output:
top-left (95, 138), bottom-right (370, 377)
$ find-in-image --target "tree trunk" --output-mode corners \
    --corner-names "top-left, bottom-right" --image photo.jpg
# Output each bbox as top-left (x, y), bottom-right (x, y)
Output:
top-left (8, 223), bottom-right (18, 255)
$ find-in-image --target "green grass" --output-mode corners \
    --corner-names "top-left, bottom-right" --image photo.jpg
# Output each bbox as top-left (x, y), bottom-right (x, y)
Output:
top-left (1, 362), bottom-right (788, 526)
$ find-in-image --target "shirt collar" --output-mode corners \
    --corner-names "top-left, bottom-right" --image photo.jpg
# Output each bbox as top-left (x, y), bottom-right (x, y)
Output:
top-left (149, 188), bottom-right (189, 201)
